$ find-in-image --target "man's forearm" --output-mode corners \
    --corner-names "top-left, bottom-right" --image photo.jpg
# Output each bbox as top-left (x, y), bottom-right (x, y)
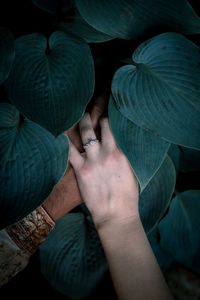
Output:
top-left (0, 206), bottom-right (55, 287)
top-left (97, 216), bottom-right (173, 300)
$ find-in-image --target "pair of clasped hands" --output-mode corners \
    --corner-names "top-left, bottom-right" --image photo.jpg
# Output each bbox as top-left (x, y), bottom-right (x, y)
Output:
top-left (43, 94), bottom-right (139, 228)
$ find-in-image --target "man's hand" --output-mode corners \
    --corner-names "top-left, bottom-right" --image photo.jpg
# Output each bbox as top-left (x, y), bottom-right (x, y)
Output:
top-left (43, 94), bottom-right (108, 221)
top-left (67, 93), bottom-right (107, 151)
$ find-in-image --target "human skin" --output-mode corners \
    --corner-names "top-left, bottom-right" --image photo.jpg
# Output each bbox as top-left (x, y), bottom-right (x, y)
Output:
top-left (69, 113), bottom-right (173, 300)
top-left (69, 114), bottom-right (139, 227)
top-left (43, 94), bottom-right (107, 221)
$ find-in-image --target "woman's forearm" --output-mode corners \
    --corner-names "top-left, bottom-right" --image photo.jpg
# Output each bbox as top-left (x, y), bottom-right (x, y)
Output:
top-left (97, 216), bottom-right (173, 300)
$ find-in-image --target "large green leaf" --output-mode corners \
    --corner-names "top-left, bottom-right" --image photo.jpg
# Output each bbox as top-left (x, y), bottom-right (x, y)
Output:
top-left (139, 156), bottom-right (176, 233)
top-left (158, 190), bottom-right (200, 273)
top-left (0, 27), bottom-right (15, 85)
top-left (5, 31), bottom-right (94, 136)
top-left (108, 95), bottom-right (170, 191)
top-left (75, 0), bottom-right (200, 39)
top-left (0, 103), bottom-right (68, 229)
top-left (112, 33), bottom-right (200, 149)
top-left (147, 226), bottom-right (174, 271)
top-left (57, 10), bottom-right (113, 43)
top-left (39, 213), bottom-right (107, 299)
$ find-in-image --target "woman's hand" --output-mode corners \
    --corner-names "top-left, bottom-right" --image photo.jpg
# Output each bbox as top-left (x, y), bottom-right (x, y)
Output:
top-left (69, 113), bottom-right (139, 228)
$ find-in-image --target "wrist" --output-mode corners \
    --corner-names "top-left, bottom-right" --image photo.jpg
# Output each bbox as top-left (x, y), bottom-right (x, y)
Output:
top-left (94, 213), bottom-right (141, 234)
top-left (43, 165), bottom-right (82, 221)
top-left (42, 198), bottom-right (59, 222)
top-left (96, 215), bottom-right (143, 254)
top-left (91, 196), bottom-right (140, 231)
top-left (6, 206), bottom-right (55, 255)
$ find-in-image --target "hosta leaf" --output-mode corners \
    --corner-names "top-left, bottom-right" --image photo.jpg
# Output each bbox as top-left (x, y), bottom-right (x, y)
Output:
top-left (0, 103), bottom-right (68, 228)
top-left (5, 31), bottom-right (94, 136)
top-left (75, 0), bottom-right (200, 39)
top-left (57, 10), bottom-right (113, 43)
top-left (158, 190), bottom-right (200, 273)
top-left (148, 226), bottom-right (174, 271)
top-left (0, 27), bottom-right (15, 85)
top-left (108, 95), bottom-right (170, 191)
top-left (139, 156), bottom-right (176, 233)
top-left (112, 33), bottom-right (200, 149)
top-left (39, 213), bottom-right (107, 299)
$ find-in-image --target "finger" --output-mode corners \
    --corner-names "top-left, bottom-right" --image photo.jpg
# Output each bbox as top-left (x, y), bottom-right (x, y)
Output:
top-left (100, 118), bottom-right (116, 150)
top-left (67, 125), bottom-right (84, 152)
top-left (90, 94), bottom-right (107, 129)
top-left (79, 113), bottom-right (100, 158)
top-left (68, 138), bottom-right (84, 171)
top-left (79, 113), bottom-right (96, 144)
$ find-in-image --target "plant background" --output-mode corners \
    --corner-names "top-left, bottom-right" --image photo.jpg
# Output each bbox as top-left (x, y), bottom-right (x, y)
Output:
top-left (0, 0), bottom-right (200, 299)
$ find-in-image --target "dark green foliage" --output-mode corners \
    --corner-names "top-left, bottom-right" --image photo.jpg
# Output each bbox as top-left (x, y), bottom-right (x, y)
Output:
top-left (75, 0), bottom-right (200, 39)
top-left (0, 103), bottom-right (68, 228)
top-left (0, 0), bottom-right (200, 297)
top-left (139, 156), bottom-right (176, 233)
top-left (5, 31), bottom-right (94, 136)
top-left (147, 227), bottom-right (174, 271)
top-left (112, 33), bottom-right (200, 149)
top-left (109, 95), bottom-right (170, 191)
top-left (40, 213), bottom-right (107, 298)
top-left (57, 10), bottom-right (113, 43)
top-left (158, 191), bottom-right (200, 273)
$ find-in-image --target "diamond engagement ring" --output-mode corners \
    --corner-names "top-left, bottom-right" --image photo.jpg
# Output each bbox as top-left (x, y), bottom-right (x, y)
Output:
top-left (83, 138), bottom-right (99, 149)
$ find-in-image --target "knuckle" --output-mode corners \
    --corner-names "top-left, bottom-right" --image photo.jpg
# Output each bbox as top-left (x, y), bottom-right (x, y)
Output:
top-left (101, 149), bottom-right (118, 165)
top-left (110, 148), bottom-right (123, 161)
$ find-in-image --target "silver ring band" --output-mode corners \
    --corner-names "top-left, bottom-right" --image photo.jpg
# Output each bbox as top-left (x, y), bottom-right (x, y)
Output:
top-left (83, 138), bottom-right (99, 149)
